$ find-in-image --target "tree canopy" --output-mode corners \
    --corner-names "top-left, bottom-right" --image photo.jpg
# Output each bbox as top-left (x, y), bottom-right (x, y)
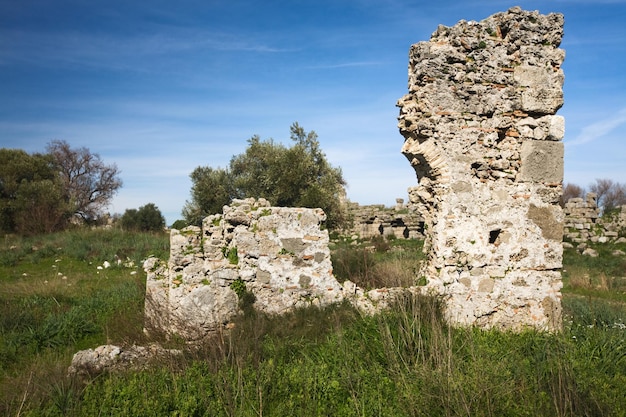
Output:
top-left (0, 141), bottom-right (122, 235)
top-left (46, 140), bottom-right (122, 222)
top-left (120, 203), bottom-right (165, 232)
top-left (183, 123), bottom-right (347, 229)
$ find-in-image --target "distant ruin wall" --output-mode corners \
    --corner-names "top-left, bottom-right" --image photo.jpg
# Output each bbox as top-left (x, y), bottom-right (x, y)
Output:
top-left (564, 194), bottom-right (626, 244)
top-left (344, 199), bottom-right (424, 240)
top-left (396, 7), bottom-right (565, 330)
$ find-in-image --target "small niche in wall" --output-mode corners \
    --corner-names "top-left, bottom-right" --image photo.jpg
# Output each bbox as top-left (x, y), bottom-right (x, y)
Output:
top-left (489, 229), bottom-right (502, 244)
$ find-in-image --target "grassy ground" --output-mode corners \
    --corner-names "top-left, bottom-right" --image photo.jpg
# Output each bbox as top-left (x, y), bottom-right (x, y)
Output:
top-left (1, 230), bottom-right (625, 416)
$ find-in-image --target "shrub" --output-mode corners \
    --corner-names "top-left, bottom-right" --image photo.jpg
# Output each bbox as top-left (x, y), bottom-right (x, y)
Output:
top-left (120, 203), bottom-right (166, 232)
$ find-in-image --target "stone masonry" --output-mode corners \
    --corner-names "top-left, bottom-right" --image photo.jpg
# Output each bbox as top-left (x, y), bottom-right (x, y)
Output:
top-left (396, 7), bottom-right (565, 330)
top-left (144, 198), bottom-right (344, 340)
top-left (143, 8), bottom-right (569, 340)
top-left (344, 200), bottom-right (424, 240)
top-left (563, 193), bottom-right (601, 243)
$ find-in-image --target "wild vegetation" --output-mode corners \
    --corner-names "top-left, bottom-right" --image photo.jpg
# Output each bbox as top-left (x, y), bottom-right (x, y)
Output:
top-left (182, 123), bottom-right (347, 229)
top-left (0, 141), bottom-right (123, 235)
top-left (0, 228), bottom-right (625, 416)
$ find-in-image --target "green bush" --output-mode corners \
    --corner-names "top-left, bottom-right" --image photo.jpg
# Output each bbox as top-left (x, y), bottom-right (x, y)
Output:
top-left (120, 203), bottom-right (166, 232)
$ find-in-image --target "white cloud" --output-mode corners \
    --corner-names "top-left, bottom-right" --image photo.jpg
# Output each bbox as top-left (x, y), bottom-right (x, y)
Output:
top-left (566, 107), bottom-right (626, 146)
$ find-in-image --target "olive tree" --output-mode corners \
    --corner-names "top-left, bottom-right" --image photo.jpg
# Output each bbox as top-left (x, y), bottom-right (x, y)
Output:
top-left (183, 123), bottom-right (347, 229)
top-left (182, 166), bottom-right (233, 226)
top-left (0, 149), bottom-right (68, 234)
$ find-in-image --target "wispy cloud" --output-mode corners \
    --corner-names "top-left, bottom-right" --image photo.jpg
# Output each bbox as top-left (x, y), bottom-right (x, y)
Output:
top-left (303, 61), bottom-right (384, 70)
top-left (0, 28), bottom-right (287, 71)
top-left (567, 108), bottom-right (626, 146)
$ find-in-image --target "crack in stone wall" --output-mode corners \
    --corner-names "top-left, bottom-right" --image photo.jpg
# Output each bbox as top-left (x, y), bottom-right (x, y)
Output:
top-left (396, 7), bottom-right (565, 330)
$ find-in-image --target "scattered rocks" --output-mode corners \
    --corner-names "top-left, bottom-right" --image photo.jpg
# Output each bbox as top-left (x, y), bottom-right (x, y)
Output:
top-left (68, 344), bottom-right (182, 379)
top-left (582, 248), bottom-right (599, 257)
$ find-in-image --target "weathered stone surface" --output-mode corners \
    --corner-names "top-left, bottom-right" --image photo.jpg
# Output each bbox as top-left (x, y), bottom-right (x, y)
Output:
top-left (144, 198), bottom-right (343, 340)
top-left (342, 200), bottom-right (424, 239)
top-left (396, 7), bottom-right (565, 331)
top-left (68, 344), bottom-right (182, 379)
top-left (563, 194), bottom-right (626, 243)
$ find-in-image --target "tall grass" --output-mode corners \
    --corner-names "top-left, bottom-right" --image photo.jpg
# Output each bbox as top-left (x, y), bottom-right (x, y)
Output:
top-left (331, 236), bottom-right (425, 289)
top-left (2, 230), bottom-right (626, 416)
top-left (30, 293), bottom-right (623, 417)
top-left (0, 228), bottom-right (169, 416)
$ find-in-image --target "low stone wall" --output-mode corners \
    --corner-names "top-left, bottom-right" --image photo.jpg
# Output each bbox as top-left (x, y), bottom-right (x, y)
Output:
top-left (144, 198), bottom-right (345, 340)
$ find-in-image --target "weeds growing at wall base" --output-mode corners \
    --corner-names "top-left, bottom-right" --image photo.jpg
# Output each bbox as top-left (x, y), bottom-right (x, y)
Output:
top-left (1, 230), bottom-right (625, 416)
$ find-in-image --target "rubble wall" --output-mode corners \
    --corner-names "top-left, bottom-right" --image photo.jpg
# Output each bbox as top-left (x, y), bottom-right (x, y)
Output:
top-left (144, 198), bottom-right (343, 340)
top-left (396, 7), bottom-right (565, 330)
top-left (345, 199), bottom-right (424, 240)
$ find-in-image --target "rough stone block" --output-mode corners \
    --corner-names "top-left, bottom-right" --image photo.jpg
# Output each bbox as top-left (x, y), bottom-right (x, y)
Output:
top-left (519, 141), bottom-right (564, 183)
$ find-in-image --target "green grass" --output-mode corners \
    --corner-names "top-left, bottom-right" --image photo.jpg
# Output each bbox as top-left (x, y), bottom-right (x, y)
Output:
top-left (562, 240), bottom-right (626, 303)
top-left (331, 235), bottom-right (426, 289)
top-left (0, 228), bottom-right (169, 415)
top-left (1, 230), bottom-right (625, 416)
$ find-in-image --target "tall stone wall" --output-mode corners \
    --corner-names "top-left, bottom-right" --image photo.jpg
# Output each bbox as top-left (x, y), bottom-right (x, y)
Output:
top-left (396, 7), bottom-right (565, 330)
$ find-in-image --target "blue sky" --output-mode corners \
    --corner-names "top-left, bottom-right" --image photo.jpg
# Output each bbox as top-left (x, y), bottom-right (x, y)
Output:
top-left (1, 0), bottom-right (625, 225)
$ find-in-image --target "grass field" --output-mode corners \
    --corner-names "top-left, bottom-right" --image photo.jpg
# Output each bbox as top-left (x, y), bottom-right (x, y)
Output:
top-left (1, 229), bottom-right (624, 416)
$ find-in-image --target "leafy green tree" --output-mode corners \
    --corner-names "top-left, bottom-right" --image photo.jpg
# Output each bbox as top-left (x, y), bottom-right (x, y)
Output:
top-left (183, 123), bottom-right (347, 229)
top-left (0, 149), bottom-right (69, 234)
top-left (182, 167), bottom-right (233, 226)
top-left (46, 140), bottom-right (122, 223)
top-left (120, 203), bottom-right (165, 232)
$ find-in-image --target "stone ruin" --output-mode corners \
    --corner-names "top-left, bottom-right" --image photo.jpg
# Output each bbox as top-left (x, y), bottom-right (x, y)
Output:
top-left (144, 198), bottom-right (346, 340)
top-left (563, 194), bottom-right (626, 244)
top-left (138, 7), bottom-right (567, 344)
top-left (344, 199), bottom-right (424, 240)
top-left (396, 6), bottom-right (565, 330)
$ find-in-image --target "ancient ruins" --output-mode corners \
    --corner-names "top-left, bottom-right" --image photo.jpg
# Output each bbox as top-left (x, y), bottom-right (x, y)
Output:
top-left (144, 198), bottom-right (346, 339)
top-left (141, 7), bottom-right (567, 341)
top-left (563, 194), bottom-right (626, 244)
top-left (344, 200), bottom-right (424, 240)
top-left (396, 6), bottom-right (565, 330)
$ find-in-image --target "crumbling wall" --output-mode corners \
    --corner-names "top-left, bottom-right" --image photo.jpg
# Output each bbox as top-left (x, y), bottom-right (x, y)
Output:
top-left (396, 7), bottom-right (565, 330)
top-left (563, 194), bottom-right (601, 243)
top-left (563, 195), bottom-right (626, 247)
top-left (144, 198), bottom-right (343, 340)
top-left (344, 199), bottom-right (424, 240)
